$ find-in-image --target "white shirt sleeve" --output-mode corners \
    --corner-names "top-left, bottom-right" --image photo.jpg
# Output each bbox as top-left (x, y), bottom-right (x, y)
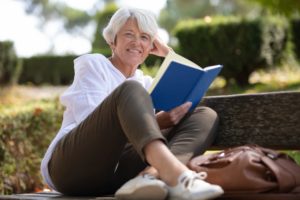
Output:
top-left (61, 55), bottom-right (109, 125)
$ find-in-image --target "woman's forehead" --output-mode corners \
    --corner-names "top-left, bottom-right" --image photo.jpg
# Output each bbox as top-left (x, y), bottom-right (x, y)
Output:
top-left (120, 18), bottom-right (147, 33)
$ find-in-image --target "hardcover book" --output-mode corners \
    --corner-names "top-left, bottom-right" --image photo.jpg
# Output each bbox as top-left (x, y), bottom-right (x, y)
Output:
top-left (149, 51), bottom-right (223, 111)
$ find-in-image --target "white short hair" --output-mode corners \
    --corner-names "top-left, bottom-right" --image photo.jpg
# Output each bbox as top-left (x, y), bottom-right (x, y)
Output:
top-left (102, 7), bottom-right (159, 45)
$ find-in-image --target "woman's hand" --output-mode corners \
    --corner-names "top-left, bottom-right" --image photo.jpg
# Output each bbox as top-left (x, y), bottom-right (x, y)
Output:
top-left (156, 102), bottom-right (192, 130)
top-left (150, 36), bottom-right (173, 57)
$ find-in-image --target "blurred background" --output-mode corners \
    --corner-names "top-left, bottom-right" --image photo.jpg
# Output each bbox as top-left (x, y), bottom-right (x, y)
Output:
top-left (0, 0), bottom-right (299, 195)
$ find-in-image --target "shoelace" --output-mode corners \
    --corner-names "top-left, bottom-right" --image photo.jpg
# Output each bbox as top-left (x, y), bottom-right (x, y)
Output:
top-left (142, 173), bottom-right (157, 180)
top-left (179, 172), bottom-right (208, 190)
top-left (198, 171), bottom-right (208, 180)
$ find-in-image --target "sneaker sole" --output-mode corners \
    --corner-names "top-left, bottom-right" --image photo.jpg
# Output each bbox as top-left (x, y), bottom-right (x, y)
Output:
top-left (115, 185), bottom-right (168, 200)
top-left (169, 187), bottom-right (224, 200)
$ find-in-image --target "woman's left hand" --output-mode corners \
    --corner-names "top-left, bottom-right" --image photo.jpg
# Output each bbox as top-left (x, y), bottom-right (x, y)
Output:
top-left (150, 36), bottom-right (172, 57)
top-left (156, 102), bottom-right (192, 129)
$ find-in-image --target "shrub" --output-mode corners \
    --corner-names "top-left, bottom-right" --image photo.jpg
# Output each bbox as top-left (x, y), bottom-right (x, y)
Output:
top-left (19, 55), bottom-right (76, 85)
top-left (0, 41), bottom-right (22, 85)
top-left (92, 3), bottom-right (118, 54)
top-left (291, 18), bottom-right (300, 61)
top-left (173, 16), bottom-right (289, 86)
top-left (19, 54), bottom-right (160, 86)
top-left (0, 99), bottom-right (63, 194)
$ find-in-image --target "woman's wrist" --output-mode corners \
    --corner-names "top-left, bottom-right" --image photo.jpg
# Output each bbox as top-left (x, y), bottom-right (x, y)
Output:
top-left (163, 46), bottom-right (173, 57)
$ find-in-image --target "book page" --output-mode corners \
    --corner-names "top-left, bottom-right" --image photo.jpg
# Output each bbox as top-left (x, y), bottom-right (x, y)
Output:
top-left (203, 64), bottom-right (223, 71)
top-left (166, 51), bottom-right (201, 69)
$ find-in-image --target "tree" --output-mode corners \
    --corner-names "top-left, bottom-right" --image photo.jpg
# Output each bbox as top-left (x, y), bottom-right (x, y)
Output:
top-left (19, 0), bottom-right (91, 33)
top-left (18, 0), bottom-right (118, 55)
top-left (92, 3), bottom-right (118, 54)
top-left (159, 0), bottom-right (257, 33)
top-left (248, 0), bottom-right (300, 18)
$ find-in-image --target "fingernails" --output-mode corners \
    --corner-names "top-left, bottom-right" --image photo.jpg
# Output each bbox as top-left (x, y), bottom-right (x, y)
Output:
top-left (186, 102), bottom-right (192, 107)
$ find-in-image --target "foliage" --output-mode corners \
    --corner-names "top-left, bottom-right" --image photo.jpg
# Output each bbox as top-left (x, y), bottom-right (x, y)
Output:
top-left (18, 53), bottom-right (161, 86)
top-left (22, 0), bottom-right (91, 33)
top-left (19, 55), bottom-right (77, 85)
top-left (174, 16), bottom-right (289, 86)
top-left (139, 64), bottom-right (159, 78)
top-left (159, 0), bottom-right (257, 32)
top-left (92, 3), bottom-right (118, 54)
top-left (0, 99), bottom-right (63, 194)
top-left (0, 41), bottom-right (22, 86)
top-left (248, 0), bottom-right (300, 18)
top-left (287, 151), bottom-right (300, 165)
top-left (291, 18), bottom-right (300, 61)
top-left (159, 0), bottom-right (300, 33)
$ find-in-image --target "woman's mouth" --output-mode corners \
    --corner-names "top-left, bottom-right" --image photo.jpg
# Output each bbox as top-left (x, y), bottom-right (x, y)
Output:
top-left (127, 48), bottom-right (142, 54)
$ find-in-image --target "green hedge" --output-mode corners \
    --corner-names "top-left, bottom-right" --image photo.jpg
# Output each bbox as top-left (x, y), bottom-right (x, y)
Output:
top-left (291, 18), bottom-right (300, 61)
top-left (19, 54), bottom-right (161, 86)
top-left (92, 3), bottom-right (118, 55)
top-left (19, 55), bottom-right (77, 85)
top-left (0, 100), bottom-right (63, 194)
top-left (174, 16), bottom-right (288, 86)
top-left (0, 41), bottom-right (21, 85)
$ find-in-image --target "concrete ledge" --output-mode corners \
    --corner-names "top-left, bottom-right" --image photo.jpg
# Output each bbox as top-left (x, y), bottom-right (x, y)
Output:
top-left (201, 91), bottom-right (300, 149)
top-left (0, 192), bottom-right (114, 200)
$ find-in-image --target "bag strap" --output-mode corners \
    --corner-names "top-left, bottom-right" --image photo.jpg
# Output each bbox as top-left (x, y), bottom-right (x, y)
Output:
top-left (261, 155), bottom-right (296, 192)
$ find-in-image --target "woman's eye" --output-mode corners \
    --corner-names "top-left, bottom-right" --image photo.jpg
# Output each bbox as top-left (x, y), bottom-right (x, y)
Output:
top-left (141, 35), bottom-right (150, 41)
top-left (125, 32), bottom-right (134, 38)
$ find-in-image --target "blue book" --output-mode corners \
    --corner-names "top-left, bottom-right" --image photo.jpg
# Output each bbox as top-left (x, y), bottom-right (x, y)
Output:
top-left (149, 51), bottom-right (223, 111)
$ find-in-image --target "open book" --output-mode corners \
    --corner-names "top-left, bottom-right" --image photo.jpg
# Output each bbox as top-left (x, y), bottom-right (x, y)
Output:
top-left (148, 51), bottom-right (223, 111)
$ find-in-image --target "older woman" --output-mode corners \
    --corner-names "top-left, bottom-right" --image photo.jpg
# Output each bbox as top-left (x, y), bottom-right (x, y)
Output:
top-left (41, 7), bottom-right (223, 200)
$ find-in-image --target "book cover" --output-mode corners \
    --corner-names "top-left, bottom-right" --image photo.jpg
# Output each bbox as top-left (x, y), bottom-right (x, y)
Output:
top-left (149, 51), bottom-right (223, 111)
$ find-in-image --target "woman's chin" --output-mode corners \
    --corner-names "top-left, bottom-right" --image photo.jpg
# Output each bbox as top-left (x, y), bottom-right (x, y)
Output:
top-left (126, 59), bottom-right (144, 67)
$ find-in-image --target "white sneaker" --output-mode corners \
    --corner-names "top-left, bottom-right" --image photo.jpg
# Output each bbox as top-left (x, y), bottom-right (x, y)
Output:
top-left (168, 170), bottom-right (224, 200)
top-left (115, 173), bottom-right (168, 200)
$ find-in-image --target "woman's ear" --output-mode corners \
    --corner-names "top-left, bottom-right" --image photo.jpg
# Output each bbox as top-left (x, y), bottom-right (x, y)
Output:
top-left (150, 42), bottom-right (154, 50)
top-left (109, 42), bottom-right (115, 51)
top-left (110, 36), bottom-right (118, 49)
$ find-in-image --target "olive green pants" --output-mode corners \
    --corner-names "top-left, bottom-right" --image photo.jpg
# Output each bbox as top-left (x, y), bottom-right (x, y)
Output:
top-left (48, 81), bottom-right (219, 196)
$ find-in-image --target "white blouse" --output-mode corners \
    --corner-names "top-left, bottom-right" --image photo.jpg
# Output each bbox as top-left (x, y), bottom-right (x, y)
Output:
top-left (40, 53), bottom-right (153, 190)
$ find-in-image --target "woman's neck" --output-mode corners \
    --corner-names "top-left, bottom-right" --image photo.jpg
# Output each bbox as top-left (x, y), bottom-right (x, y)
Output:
top-left (109, 55), bottom-right (137, 78)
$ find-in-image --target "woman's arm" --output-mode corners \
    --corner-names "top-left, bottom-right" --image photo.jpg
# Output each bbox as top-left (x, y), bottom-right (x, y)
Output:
top-left (62, 55), bottom-right (109, 125)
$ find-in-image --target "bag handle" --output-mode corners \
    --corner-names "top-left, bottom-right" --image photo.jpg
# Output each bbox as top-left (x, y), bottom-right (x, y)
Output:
top-left (261, 155), bottom-right (296, 192)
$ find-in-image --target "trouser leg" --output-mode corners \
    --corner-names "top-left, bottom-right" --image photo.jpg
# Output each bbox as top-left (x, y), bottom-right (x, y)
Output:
top-left (166, 106), bottom-right (219, 164)
top-left (48, 81), bottom-right (165, 195)
top-left (113, 106), bottom-right (219, 189)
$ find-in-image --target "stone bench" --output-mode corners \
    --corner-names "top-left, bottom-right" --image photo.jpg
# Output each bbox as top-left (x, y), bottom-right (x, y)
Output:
top-left (1, 91), bottom-right (299, 200)
top-left (201, 90), bottom-right (300, 150)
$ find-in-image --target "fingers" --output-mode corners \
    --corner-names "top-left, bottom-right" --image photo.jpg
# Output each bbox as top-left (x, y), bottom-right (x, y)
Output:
top-left (173, 102), bottom-right (192, 115)
top-left (168, 102), bottom-right (192, 124)
top-left (181, 101), bottom-right (193, 111)
top-left (156, 102), bottom-right (193, 129)
top-left (150, 36), bottom-right (171, 57)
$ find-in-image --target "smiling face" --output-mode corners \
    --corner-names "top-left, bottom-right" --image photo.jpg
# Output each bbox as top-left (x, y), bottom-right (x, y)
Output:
top-left (110, 18), bottom-right (153, 70)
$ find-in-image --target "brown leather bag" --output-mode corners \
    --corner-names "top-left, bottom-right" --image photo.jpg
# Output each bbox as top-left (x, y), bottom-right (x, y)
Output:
top-left (188, 145), bottom-right (300, 194)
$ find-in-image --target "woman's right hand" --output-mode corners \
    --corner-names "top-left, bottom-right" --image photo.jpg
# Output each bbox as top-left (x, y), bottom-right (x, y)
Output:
top-left (150, 36), bottom-right (173, 58)
top-left (156, 102), bottom-right (192, 130)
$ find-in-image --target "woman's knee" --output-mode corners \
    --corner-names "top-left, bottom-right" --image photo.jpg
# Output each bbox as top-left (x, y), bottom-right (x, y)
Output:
top-left (194, 106), bottom-right (219, 124)
top-left (190, 106), bottom-right (220, 138)
top-left (118, 81), bottom-right (148, 98)
top-left (119, 80), bottom-right (145, 92)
